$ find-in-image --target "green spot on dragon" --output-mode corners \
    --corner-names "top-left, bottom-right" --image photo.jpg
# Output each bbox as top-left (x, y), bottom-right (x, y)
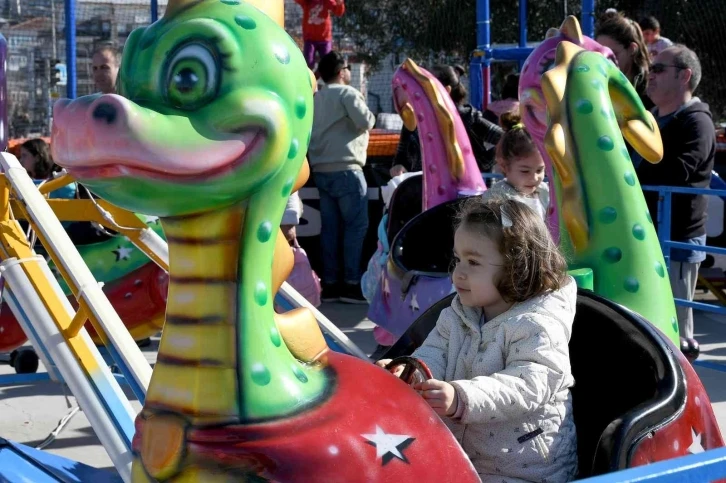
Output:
top-left (542, 41), bottom-right (679, 343)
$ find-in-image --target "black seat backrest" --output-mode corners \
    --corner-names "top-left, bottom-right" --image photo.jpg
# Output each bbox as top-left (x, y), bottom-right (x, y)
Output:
top-left (572, 293), bottom-right (683, 477)
top-left (386, 174), bottom-right (423, 244)
top-left (383, 289), bottom-right (684, 478)
top-left (391, 197), bottom-right (472, 275)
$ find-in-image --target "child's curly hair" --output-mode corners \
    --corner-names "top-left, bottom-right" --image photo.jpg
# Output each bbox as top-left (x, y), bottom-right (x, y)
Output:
top-left (455, 196), bottom-right (568, 303)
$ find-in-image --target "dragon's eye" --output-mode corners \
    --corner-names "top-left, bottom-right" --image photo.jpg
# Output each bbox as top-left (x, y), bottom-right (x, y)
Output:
top-left (165, 43), bottom-right (219, 109)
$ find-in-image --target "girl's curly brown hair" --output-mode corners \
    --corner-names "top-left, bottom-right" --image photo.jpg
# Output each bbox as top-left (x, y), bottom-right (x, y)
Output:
top-left (455, 196), bottom-right (569, 303)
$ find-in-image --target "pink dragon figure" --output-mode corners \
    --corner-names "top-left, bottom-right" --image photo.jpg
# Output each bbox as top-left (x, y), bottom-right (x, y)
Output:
top-left (519, 16), bottom-right (615, 243)
top-left (366, 59), bottom-right (486, 339)
top-left (392, 59), bottom-right (487, 209)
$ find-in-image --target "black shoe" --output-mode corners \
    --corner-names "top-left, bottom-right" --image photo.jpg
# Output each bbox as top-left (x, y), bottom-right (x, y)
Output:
top-left (679, 336), bottom-right (700, 363)
top-left (340, 283), bottom-right (368, 305)
top-left (321, 283), bottom-right (341, 303)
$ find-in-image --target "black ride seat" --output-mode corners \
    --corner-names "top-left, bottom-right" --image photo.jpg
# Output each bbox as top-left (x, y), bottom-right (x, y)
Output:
top-left (385, 174), bottom-right (423, 245)
top-left (390, 197), bottom-right (472, 276)
top-left (383, 289), bottom-right (684, 478)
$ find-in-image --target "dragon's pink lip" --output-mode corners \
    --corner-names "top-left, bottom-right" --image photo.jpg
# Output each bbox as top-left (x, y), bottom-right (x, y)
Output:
top-left (52, 94), bottom-right (267, 181)
top-left (65, 129), bottom-right (265, 182)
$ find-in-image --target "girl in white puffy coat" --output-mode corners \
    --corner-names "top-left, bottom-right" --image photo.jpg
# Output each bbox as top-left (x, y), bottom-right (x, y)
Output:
top-left (379, 197), bottom-right (578, 482)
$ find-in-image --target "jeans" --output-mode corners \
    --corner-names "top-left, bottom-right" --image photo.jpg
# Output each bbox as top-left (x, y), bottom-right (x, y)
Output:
top-left (313, 170), bottom-right (369, 285)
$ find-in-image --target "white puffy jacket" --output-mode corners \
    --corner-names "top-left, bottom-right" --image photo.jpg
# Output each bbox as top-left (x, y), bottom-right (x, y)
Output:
top-left (412, 278), bottom-right (578, 483)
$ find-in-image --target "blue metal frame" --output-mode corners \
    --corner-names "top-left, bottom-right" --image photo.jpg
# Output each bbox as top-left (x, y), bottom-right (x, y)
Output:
top-left (471, 0), bottom-right (597, 110)
top-left (151, 0), bottom-right (159, 23)
top-left (643, 185), bottom-right (726, 316)
top-left (64, 0), bottom-right (76, 99)
top-left (579, 446), bottom-right (726, 482)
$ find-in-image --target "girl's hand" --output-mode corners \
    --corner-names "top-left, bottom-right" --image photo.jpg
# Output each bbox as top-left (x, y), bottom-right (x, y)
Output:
top-left (413, 379), bottom-right (458, 417)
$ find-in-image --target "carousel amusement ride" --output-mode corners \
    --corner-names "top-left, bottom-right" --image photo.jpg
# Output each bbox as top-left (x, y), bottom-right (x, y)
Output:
top-left (0, 1), bottom-right (724, 482)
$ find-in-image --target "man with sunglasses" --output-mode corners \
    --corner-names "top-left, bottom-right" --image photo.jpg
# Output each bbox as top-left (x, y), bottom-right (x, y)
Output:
top-left (637, 45), bottom-right (715, 353)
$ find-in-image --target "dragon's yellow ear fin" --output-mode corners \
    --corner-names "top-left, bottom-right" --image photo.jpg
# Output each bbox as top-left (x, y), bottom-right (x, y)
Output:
top-left (546, 27), bottom-right (560, 39)
top-left (244, 0), bottom-right (284, 27)
top-left (165, 1), bottom-right (285, 27)
top-left (622, 111), bottom-right (664, 164)
top-left (542, 41), bottom-right (584, 109)
top-left (164, 0), bottom-right (198, 17)
top-left (559, 16), bottom-right (584, 45)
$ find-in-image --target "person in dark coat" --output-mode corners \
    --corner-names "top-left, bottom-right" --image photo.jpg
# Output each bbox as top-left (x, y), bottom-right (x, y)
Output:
top-left (637, 45), bottom-right (715, 351)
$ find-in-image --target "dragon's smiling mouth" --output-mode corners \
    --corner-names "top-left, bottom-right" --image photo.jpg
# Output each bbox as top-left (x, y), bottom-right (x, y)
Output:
top-left (66, 128), bottom-right (265, 182)
top-left (52, 94), bottom-right (268, 182)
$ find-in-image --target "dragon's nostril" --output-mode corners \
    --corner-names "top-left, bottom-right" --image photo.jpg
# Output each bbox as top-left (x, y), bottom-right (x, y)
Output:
top-left (92, 103), bottom-right (118, 125)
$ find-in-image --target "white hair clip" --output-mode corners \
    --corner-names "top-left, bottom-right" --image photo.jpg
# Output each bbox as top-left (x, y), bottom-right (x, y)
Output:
top-left (501, 206), bottom-right (513, 228)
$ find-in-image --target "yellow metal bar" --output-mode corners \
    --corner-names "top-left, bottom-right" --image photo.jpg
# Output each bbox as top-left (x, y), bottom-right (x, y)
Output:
top-left (64, 303), bottom-right (88, 339)
top-left (10, 198), bottom-right (169, 271)
top-left (698, 275), bottom-right (726, 306)
top-left (0, 176), bottom-right (10, 223)
top-left (38, 174), bottom-right (73, 195)
top-left (0, 211), bottom-right (113, 343)
top-left (0, 219), bottom-right (111, 372)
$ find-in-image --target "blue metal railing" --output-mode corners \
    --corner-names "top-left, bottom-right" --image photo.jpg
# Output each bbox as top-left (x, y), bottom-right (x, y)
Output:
top-left (642, 185), bottom-right (726, 316)
top-left (579, 445), bottom-right (726, 482)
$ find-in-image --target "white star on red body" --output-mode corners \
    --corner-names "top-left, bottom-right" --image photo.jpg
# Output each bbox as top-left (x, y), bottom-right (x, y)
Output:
top-left (688, 428), bottom-right (705, 454)
top-left (362, 426), bottom-right (414, 465)
top-left (410, 291), bottom-right (420, 311)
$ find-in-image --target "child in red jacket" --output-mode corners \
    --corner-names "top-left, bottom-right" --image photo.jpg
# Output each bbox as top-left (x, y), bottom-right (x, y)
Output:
top-left (294, 0), bottom-right (345, 68)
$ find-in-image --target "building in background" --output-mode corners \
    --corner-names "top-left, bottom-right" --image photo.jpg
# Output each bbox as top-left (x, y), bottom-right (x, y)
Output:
top-left (0, 0), bottom-right (388, 137)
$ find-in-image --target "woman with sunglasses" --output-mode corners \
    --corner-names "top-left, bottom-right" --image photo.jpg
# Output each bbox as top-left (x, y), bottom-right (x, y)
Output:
top-left (595, 10), bottom-right (653, 110)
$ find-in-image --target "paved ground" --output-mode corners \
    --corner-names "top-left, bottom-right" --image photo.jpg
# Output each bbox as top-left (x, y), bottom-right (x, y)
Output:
top-left (0, 302), bottom-right (725, 477)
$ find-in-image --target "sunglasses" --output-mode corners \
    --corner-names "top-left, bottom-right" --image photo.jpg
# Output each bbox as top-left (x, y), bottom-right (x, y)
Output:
top-left (651, 63), bottom-right (687, 74)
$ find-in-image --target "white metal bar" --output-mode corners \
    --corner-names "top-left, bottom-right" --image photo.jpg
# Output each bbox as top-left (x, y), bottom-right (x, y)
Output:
top-left (0, 257), bottom-right (134, 482)
top-left (1, 152), bottom-right (152, 396)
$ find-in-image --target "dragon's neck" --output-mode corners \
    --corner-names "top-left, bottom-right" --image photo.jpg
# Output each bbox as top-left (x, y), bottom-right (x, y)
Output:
top-left (146, 201), bottom-right (327, 425)
top-left (543, 46), bottom-right (679, 343)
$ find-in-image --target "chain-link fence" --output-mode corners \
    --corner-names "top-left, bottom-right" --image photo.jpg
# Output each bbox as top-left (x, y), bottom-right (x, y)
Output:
top-left (610, 0), bottom-right (726, 121)
top-left (2, 0), bottom-right (165, 138)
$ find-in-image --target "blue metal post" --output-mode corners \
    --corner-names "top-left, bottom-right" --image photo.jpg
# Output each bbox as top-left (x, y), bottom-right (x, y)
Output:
top-left (581, 0), bottom-right (595, 38)
top-left (472, 0), bottom-right (491, 110)
top-left (657, 190), bottom-right (673, 266)
top-left (64, 0), bottom-right (77, 99)
top-left (518, 0), bottom-right (527, 70)
top-left (151, 0), bottom-right (159, 23)
top-left (0, 34), bottom-right (7, 150)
